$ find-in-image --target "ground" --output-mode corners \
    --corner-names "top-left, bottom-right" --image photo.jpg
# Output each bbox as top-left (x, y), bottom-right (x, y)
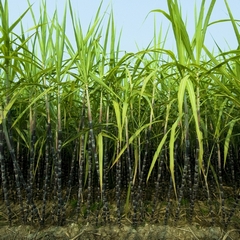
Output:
top-left (1, 196), bottom-right (240, 239)
top-left (0, 222), bottom-right (240, 240)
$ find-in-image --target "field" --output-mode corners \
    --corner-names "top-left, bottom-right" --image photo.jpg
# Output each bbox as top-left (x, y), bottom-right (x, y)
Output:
top-left (0, 0), bottom-right (240, 239)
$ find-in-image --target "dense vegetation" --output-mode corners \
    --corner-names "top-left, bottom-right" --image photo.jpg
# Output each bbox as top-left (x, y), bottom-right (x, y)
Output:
top-left (0, 0), bottom-right (240, 229)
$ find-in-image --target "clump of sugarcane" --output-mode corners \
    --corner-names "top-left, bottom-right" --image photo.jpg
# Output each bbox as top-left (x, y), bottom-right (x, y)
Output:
top-left (2, 90), bottom-right (26, 223)
top-left (4, 118), bottom-right (41, 223)
top-left (0, 0), bottom-right (25, 223)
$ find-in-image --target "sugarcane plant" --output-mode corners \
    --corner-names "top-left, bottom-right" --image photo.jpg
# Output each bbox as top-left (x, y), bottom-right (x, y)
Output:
top-left (0, 0), bottom-right (240, 229)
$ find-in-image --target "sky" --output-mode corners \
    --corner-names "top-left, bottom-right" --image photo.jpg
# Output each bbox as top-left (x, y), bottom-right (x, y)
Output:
top-left (7, 0), bottom-right (240, 54)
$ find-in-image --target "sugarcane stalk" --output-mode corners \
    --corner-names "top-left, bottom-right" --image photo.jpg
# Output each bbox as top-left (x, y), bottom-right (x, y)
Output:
top-left (0, 109), bottom-right (12, 225)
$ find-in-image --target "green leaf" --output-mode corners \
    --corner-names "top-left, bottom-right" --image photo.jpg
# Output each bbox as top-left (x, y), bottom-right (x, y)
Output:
top-left (147, 130), bottom-right (169, 181)
top-left (169, 117), bottom-right (180, 199)
top-left (224, 120), bottom-right (236, 167)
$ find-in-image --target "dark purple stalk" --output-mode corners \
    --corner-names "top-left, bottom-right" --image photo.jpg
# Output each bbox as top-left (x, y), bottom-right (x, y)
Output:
top-left (217, 142), bottom-right (226, 227)
top-left (151, 152), bottom-right (164, 220)
top-left (102, 106), bottom-right (110, 224)
top-left (87, 134), bottom-right (92, 220)
top-left (27, 112), bottom-right (36, 223)
top-left (116, 154), bottom-right (121, 225)
top-left (133, 129), bottom-right (150, 225)
top-left (41, 122), bottom-right (51, 226)
top-left (0, 122), bottom-right (12, 225)
top-left (76, 99), bottom-right (86, 221)
top-left (56, 129), bottom-right (63, 225)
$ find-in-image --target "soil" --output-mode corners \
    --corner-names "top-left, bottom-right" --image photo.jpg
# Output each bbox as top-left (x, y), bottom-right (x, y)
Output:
top-left (0, 222), bottom-right (240, 240)
top-left (1, 194), bottom-right (240, 239)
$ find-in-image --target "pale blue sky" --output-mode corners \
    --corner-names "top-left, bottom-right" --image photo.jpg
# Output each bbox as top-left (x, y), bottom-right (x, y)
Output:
top-left (8, 0), bottom-right (240, 54)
